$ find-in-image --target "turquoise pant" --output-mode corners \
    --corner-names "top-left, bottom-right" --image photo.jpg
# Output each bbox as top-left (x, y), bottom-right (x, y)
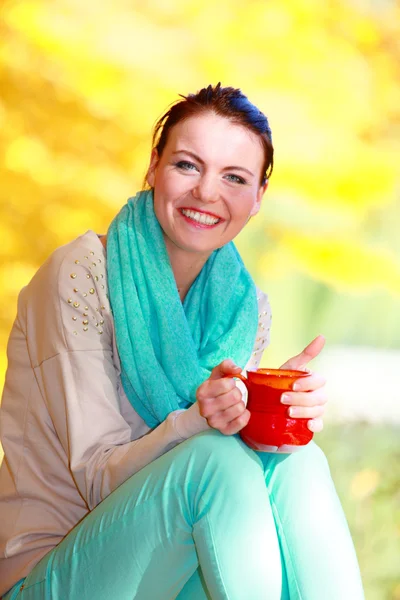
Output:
top-left (4, 431), bottom-right (364, 599)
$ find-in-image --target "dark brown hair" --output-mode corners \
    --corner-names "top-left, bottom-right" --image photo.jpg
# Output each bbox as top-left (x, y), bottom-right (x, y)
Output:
top-left (148, 83), bottom-right (273, 186)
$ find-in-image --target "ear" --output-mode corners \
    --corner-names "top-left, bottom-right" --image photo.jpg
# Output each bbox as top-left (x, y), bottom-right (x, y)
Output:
top-left (249, 180), bottom-right (268, 217)
top-left (146, 149), bottom-right (159, 188)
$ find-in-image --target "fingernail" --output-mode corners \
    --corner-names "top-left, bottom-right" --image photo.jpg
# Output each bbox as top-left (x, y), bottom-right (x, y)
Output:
top-left (308, 419), bottom-right (323, 432)
top-left (281, 394), bottom-right (291, 404)
top-left (288, 407), bottom-right (298, 417)
top-left (292, 382), bottom-right (300, 391)
top-left (308, 419), bottom-right (317, 432)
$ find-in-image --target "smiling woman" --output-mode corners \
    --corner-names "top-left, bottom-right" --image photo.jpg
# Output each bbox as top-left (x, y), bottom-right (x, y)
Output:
top-left (0, 84), bottom-right (364, 599)
top-left (145, 85), bottom-right (273, 300)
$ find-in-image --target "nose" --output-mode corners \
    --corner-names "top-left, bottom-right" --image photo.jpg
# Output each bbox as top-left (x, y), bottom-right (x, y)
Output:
top-left (192, 174), bottom-right (219, 204)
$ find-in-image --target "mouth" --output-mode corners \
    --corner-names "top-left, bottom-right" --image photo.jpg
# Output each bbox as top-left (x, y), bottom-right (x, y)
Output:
top-left (179, 208), bottom-right (222, 228)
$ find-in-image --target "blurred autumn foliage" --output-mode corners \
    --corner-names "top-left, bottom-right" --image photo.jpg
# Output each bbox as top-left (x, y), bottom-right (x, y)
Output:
top-left (1, 0), bottom-right (399, 598)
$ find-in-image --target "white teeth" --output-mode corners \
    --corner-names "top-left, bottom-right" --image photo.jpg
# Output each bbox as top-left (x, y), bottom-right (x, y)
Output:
top-left (181, 209), bottom-right (220, 225)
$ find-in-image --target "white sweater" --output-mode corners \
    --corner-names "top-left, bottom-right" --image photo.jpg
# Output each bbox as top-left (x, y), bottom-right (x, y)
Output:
top-left (0, 230), bottom-right (271, 595)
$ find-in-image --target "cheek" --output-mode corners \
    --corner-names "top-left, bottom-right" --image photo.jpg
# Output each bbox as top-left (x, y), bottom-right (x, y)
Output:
top-left (229, 188), bottom-right (259, 219)
top-left (155, 171), bottom-right (192, 201)
top-left (153, 175), bottom-right (173, 210)
top-left (153, 176), bottom-right (187, 226)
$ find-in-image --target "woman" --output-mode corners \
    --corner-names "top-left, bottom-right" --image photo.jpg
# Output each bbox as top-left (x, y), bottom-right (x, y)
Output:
top-left (0, 84), bottom-right (364, 599)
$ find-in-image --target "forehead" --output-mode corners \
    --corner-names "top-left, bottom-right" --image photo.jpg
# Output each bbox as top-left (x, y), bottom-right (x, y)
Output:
top-left (164, 112), bottom-right (264, 170)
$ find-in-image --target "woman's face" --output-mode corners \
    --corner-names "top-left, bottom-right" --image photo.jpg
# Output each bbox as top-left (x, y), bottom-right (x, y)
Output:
top-left (147, 112), bottom-right (268, 261)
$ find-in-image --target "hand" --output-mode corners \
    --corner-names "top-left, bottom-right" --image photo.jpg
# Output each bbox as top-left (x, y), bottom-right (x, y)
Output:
top-left (279, 335), bottom-right (327, 433)
top-left (196, 360), bottom-right (249, 435)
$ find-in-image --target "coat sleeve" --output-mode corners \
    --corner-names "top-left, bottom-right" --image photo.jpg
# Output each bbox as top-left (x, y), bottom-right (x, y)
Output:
top-left (25, 239), bottom-right (192, 509)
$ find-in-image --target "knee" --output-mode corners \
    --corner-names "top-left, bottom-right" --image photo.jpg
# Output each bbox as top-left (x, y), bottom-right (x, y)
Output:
top-left (263, 441), bottom-right (333, 490)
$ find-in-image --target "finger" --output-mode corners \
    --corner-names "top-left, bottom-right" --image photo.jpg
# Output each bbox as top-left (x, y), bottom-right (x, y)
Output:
top-left (279, 335), bottom-right (326, 370)
top-left (307, 418), bottom-right (324, 433)
top-left (209, 359), bottom-right (242, 381)
top-left (199, 387), bottom-right (243, 418)
top-left (286, 405), bottom-right (326, 419)
top-left (280, 389), bottom-right (328, 408)
top-left (197, 375), bottom-right (239, 403)
top-left (291, 372), bottom-right (326, 392)
top-left (207, 401), bottom-right (247, 429)
top-left (219, 409), bottom-right (251, 436)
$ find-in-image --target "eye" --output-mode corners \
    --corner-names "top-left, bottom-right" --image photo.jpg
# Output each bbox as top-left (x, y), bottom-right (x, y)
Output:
top-left (224, 173), bottom-right (246, 185)
top-left (174, 160), bottom-right (198, 172)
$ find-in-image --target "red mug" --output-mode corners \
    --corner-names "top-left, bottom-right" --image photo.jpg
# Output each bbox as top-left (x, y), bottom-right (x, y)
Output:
top-left (234, 369), bottom-right (313, 453)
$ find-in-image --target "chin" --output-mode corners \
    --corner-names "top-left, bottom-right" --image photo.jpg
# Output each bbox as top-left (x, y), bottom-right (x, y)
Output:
top-left (170, 234), bottom-right (221, 256)
top-left (181, 241), bottom-right (218, 255)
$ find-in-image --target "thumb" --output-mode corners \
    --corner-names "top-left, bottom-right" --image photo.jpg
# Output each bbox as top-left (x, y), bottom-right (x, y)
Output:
top-left (280, 335), bottom-right (326, 370)
top-left (209, 359), bottom-right (242, 380)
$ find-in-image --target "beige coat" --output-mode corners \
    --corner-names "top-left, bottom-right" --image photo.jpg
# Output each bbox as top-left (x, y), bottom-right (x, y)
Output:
top-left (0, 230), bottom-right (271, 595)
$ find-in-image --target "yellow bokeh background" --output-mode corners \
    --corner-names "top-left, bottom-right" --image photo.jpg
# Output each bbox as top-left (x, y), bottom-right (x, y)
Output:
top-left (1, 1), bottom-right (399, 597)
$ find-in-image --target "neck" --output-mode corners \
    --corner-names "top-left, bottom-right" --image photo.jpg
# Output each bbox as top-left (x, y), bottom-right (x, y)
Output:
top-left (166, 241), bottom-right (211, 302)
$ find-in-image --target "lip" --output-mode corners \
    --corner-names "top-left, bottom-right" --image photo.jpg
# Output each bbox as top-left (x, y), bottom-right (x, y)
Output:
top-left (178, 207), bottom-right (223, 230)
top-left (179, 207), bottom-right (224, 221)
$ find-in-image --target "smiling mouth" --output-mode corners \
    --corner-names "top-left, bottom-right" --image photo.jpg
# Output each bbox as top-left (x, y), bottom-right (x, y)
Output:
top-left (180, 208), bottom-right (221, 226)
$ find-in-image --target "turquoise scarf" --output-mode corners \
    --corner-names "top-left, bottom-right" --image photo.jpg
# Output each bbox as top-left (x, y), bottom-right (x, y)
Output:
top-left (106, 190), bottom-right (258, 428)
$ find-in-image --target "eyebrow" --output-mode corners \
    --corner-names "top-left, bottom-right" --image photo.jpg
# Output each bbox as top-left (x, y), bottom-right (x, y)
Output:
top-left (172, 150), bottom-right (255, 178)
